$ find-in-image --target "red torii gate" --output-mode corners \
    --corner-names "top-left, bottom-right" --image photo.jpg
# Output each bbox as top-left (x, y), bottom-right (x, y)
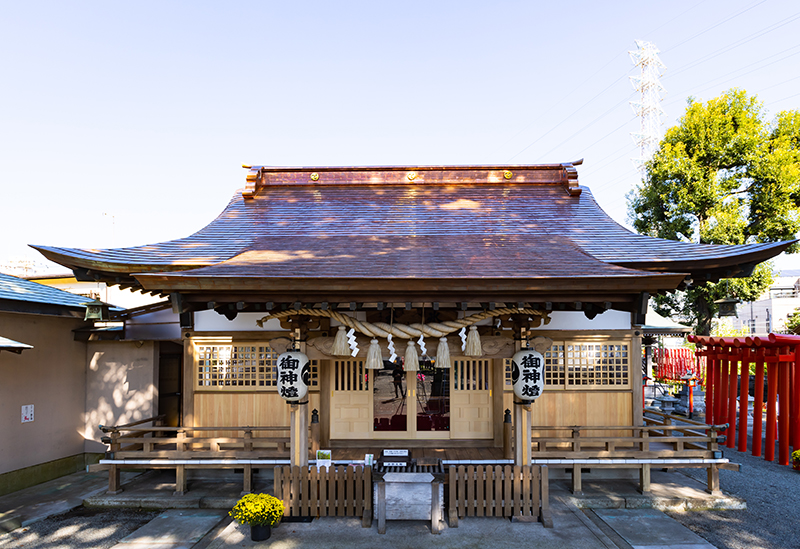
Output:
top-left (689, 334), bottom-right (800, 466)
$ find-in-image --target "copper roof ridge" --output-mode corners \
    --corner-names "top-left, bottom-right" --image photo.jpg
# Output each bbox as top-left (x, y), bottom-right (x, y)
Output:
top-left (241, 160), bottom-right (584, 172)
top-left (242, 161), bottom-right (584, 198)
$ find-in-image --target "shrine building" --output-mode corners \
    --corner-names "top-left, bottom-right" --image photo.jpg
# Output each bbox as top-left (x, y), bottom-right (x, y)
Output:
top-left (34, 162), bottom-right (792, 458)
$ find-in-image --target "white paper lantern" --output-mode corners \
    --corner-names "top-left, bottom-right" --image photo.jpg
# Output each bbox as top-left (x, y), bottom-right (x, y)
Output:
top-left (277, 350), bottom-right (310, 402)
top-left (511, 349), bottom-right (545, 402)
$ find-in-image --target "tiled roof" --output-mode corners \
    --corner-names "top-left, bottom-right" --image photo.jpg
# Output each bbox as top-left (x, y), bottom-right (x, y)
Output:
top-left (0, 272), bottom-right (94, 309)
top-left (0, 335), bottom-right (33, 352)
top-left (31, 165), bottom-right (794, 289)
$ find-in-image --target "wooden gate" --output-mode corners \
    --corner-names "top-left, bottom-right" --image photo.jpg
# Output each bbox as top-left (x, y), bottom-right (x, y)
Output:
top-left (274, 465), bottom-right (372, 526)
top-left (448, 464), bottom-right (551, 527)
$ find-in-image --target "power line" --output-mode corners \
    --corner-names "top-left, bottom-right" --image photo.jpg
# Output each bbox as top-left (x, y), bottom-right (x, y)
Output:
top-left (576, 115), bottom-right (637, 165)
top-left (661, 0), bottom-right (767, 53)
top-left (491, 50), bottom-right (628, 157)
top-left (665, 11), bottom-right (800, 79)
top-left (507, 73), bottom-right (631, 162)
top-left (773, 91), bottom-right (800, 106)
top-left (537, 91), bottom-right (637, 161)
top-left (664, 45), bottom-right (800, 108)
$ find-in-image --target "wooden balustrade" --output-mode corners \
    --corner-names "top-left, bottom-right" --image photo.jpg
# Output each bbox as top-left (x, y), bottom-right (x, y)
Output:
top-left (529, 414), bottom-right (734, 495)
top-left (94, 422), bottom-right (321, 495)
top-left (107, 426), bottom-right (302, 459)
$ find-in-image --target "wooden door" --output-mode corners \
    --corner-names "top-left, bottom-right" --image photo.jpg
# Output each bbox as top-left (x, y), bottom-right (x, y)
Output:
top-left (330, 359), bottom-right (371, 439)
top-left (450, 357), bottom-right (493, 439)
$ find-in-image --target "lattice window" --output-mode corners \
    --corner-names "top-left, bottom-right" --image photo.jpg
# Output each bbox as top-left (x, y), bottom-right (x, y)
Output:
top-left (565, 343), bottom-right (629, 388)
top-left (453, 359), bottom-right (490, 391)
top-left (195, 343), bottom-right (318, 391)
top-left (504, 358), bottom-right (513, 389)
top-left (333, 360), bottom-right (369, 391)
top-left (544, 344), bottom-right (566, 387)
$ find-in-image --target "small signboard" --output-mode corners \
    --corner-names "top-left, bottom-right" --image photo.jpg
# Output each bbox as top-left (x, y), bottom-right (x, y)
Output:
top-left (316, 449), bottom-right (332, 470)
top-left (21, 404), bottom-right (34, 423)
top-left (381, 448), bottom-right (410, 467)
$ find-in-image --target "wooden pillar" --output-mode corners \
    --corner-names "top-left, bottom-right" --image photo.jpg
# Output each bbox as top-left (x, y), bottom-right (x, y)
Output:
top-left (290, 403), bottom-right (309, 468)
top-left (108, 464), bottom-right (122, 495)
top-left (706, 426), bottom-right (721, 495)
top-left (377, 481), bottom-right (387, 534)
top-left (182, 338), bottom-right (194, 428)
top-left (631, 332), bottom-right (643, 426)
top-left (175, 465), bottom-right (186, 496)
top-left (753, 350), bottom-right (765, 457)
top-left (514, 403), bottom-right (532, 466)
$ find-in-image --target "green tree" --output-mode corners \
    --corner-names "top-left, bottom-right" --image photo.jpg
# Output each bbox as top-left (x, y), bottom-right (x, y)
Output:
top-left (628, 89), bottom-right (800, 335)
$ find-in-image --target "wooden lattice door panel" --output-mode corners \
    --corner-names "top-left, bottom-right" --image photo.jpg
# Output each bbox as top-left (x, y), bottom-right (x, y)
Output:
top-left (450, 358), bottom-right (493, 439)
top-left (330, 359), bottom-right (371, 439)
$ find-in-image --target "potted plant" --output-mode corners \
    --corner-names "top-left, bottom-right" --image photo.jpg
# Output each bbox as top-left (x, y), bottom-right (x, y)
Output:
top-left (793, 449), bottom-right (800, 471)
top-left (229, 493), bottom-right (284, 541)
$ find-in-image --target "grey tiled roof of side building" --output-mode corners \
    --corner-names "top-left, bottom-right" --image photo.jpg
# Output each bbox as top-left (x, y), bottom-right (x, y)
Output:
top-left (0, 272), bottom-right (97, 309)
top-left (0, 335), bottom-right (33, 350)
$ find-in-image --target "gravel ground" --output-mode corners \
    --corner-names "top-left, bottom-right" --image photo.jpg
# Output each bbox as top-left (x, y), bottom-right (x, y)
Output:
top-left (0, 507), bottom-right (160, 549)
top-left (667, 441), bottom-right (800, 549)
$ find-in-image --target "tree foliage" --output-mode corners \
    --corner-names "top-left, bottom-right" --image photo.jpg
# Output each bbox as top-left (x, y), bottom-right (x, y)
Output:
top-left (628, 89), bottom-right (800, 334)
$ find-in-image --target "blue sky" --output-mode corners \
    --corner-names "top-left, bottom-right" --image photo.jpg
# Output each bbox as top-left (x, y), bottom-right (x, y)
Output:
top-left (1, 1), bottom-right (799, 272)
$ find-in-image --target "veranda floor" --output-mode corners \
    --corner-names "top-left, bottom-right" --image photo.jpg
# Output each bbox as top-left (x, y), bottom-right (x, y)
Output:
top-left (328, 446), bottom-right (506, 462)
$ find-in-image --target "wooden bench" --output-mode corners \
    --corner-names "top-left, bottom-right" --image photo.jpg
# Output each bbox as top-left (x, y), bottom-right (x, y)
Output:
top-left (530, 417), bottom-right (735, 495)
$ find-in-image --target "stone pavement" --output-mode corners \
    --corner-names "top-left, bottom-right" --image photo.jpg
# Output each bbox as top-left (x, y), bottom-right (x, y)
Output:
top-left (0, 468), bottom-right (740, 548)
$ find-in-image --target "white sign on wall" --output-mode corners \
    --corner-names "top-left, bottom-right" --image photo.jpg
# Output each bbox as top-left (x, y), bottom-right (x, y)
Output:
top-left (21, 404), bottom-right (34, 423)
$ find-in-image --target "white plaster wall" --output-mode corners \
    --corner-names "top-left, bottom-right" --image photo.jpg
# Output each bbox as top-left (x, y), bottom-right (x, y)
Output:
top-left (194, 311), bottom-right (285, 332)
top-left (83, 341), bottom-right (158, 452)
top-left (0, 312), bottom-right (87, 475)
top-left (194, 309), bottom-right (632, 333)
top-left (530, 309), bottom-right (632, 331)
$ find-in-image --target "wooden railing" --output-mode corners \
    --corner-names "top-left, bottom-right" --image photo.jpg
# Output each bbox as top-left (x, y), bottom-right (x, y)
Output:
top-left (95, 421), bottom-right (319, 495)
top-left (104, 426), bottom-right (298, 459)
top-left (530, 414), bottom-right (733, 495)
top-left (448, 465), bottom-right (551, 528)
top-left (275, 465), bottom-right (372, 527)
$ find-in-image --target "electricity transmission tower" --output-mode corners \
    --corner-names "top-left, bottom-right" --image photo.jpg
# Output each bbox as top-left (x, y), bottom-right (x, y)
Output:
top-left (629, 40), bottom-right (666, 177)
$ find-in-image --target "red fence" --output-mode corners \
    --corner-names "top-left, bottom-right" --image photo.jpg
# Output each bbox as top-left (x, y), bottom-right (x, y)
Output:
top-left (689, 334), bottom-right (800, 467)
top-left (653, 348), bottom-right (706, 387)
